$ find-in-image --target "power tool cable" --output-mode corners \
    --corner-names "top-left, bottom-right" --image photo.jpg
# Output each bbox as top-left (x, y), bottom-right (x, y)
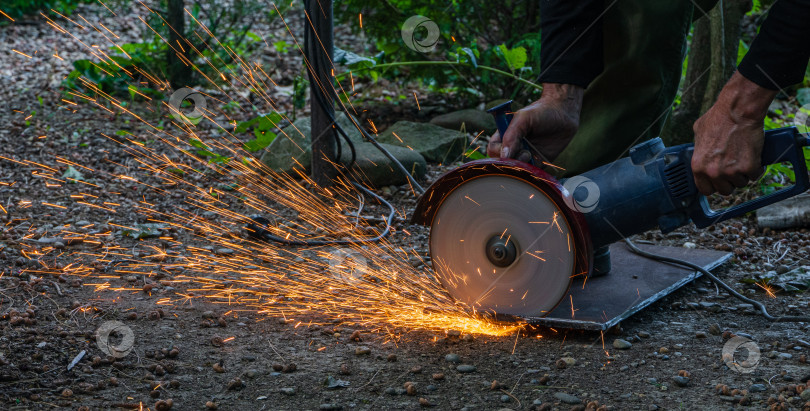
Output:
top-left (624, 238), bottom-right (810, 322)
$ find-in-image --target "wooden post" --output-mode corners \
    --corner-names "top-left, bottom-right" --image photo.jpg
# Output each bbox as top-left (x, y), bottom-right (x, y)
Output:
top-left (167, 0), bottom-right (190, 89)
top-left (307, 0), bottom-right (338, 186)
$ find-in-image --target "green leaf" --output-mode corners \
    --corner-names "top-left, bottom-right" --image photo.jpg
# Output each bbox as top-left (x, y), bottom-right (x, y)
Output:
top-left (497, 45), bottom-right (527, 72)
top-left (464, 148), bottom-right (486, 160)
top-left (62, 166), bottom-right (84, 183)
top-left (334, 47), bottom-right (376, 69)
top-left (457, 47), bottom-right (478, 68)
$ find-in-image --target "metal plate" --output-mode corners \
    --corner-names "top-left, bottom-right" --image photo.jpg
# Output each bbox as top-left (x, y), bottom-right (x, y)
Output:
top-left (526, 242), bottom-right (732, 330)
top-left (429, 175), bottom-right (576, 317)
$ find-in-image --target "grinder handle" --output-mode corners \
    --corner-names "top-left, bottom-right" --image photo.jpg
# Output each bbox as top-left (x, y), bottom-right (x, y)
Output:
top-left (691, 127), bottom-right (810, 228)
top-left (486, 100), bottom-right (535, 165)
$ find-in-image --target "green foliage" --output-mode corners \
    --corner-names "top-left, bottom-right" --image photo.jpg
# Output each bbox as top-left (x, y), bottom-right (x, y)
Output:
top-left (235, 112), bottom-right (282, 152)
top-left (63, 55), bottom-right (162, 99)
top-left (0, 0), bottom-right (90, 22)
top-left (62, 0), bottom-right (277, 98)
top-left (335, 0), bottom-right (543, 102)
top-left (188, 139), bottom-right (229, 164)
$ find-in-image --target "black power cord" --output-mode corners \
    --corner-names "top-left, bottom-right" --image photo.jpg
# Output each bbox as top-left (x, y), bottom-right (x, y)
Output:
top-left (246, 182), bottom-right (395, 245)
top-left (624, 238), bottom-right (810, 322)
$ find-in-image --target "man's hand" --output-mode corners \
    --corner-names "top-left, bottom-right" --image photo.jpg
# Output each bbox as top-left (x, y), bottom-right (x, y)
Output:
top-left (487, 83), bottom-right (584, 164)
top-left (692, 71), bottom-right (777, 196)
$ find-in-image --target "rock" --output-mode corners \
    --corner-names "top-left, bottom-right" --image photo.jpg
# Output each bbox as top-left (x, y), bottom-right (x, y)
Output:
top-left (672, 376), bottom-right (690, 387)
top-left (354, 347), bottom-right (371, 356)
top-left (319, 404), bottom-right (343, 410)
top-left (708, 324), bottom-right (722, 335)
top-left (749, 384), bottom-right (767, 392)
top-left (560, 357), bottom-right (577, 367)
top-left (376, 121), bottom-right (467, 164)
top-left (613, 339), bottom-right (632, 350)
top-left (456, 364), bottom-right (476, 373)
top-left (553, 392), bottom-right (581, 405)
top-left (778, 352), bottom-right (793, 360)
top-left (430, 109), bottom-right (497, 134)
top-left (215, 248), bottom-right (234, 255)
top-left (260, 112), bottom-right (427, 186)
top-left (683, 242), bottom-right (697, 249)
top-left (500, 394), bottom-right (511, 403)
top-left (801, 389), bottom-right (810, 401)
top-left (445, 353), bottom-right (461, 363)
top-left (637, 331), bottom-right (651, 338)
top-left (695, 331), bottom-right (708, 339)
top-left (345, 142), bottom-right (427, 186)
top-left (280, 387), bottom-right (296, 395)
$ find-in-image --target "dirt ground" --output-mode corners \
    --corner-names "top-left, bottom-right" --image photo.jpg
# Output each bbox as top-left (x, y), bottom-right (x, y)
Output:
top-left (1, 3), bottom-right (809, 411)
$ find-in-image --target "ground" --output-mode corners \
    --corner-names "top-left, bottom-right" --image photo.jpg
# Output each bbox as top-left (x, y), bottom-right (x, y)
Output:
top-left (1, 3), bottom-right (809, 411)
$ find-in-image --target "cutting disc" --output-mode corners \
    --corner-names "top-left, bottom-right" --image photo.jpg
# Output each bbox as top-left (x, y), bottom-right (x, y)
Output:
top-left (429, 174), bottom-right (575, 317)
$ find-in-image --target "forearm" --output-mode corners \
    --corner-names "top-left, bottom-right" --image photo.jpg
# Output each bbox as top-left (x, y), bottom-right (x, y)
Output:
top-left (714, 71), bottom-right (778, 124)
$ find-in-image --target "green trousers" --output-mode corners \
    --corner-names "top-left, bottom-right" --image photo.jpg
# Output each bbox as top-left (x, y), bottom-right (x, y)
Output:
top-left (553, 0), bottom-right (719, 177)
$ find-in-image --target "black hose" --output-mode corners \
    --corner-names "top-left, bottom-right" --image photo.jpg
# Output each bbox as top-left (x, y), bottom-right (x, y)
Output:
top-left (624, 238), bottom-right (810, 322)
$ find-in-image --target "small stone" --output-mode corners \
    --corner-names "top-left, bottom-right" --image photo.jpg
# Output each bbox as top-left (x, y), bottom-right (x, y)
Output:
top-left (553, 392), bottom-right (581, 405)
top-left (778, 353), bottom-right (793, 360)
top-left (355, 347), bottom-right (371, 356)
top-left (319, 404), bottom-right (342, 410)
top-left (749, 384), bottom-right (767, 392)
top-left (456, 364), bottom-right (476, 373)
top-left (385, 387), bottom-right (397, 395)
top-left (226, 377), bottom-right (244, 390)
top-left (215, 248), bottom-right (234, 255)
top-left (205, 401), bottom-right (218, 409)
top-left (659, 347), bottom-right (670, 354)
top-left (613, 339), bottom-right (632, 350)
top-left (637, 331), bottom-right (651, 338)
top-left (462, 334), bottom-right (474, 342)
top-left (432, 373), bottom-right (445, 380)
top-left (280, 387), bottom-right (296, 396)
top-left (387, 354), bottom-right (397, 362)
top-left (409, 365), bottom-right (423, 373)
top-left (672, 376), bottom-right (690, 387)
top-left (695, 331), bottom-right (708, 339)
top-left (500, 394), bottom-right (511, 403)
top-left (708, 324), bottom-right (722, 335)
top-left (683, 242), bottom-right (697, 249)
top-left (801, 389), bottom-right (810, 401)
top-left (445, 353), bottom-right (460, 363)
top-left (419, 397), bottom-right (431, 407)
top-left (447, 329), bottom-right (461, 337)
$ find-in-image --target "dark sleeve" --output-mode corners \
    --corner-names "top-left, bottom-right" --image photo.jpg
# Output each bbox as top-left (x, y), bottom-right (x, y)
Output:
top-left (538, 0), bottom-right (605, 88)
top-left (738, 0), bottom-right (810, 90)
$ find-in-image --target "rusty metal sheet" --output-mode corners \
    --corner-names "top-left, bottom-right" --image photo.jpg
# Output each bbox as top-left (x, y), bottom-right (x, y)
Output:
top-left (526, 242), bottom-right (732, 330)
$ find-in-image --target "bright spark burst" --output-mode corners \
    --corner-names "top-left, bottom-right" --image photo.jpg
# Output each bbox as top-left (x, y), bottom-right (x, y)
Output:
top-left (1, 3), bottom-right (525, 337)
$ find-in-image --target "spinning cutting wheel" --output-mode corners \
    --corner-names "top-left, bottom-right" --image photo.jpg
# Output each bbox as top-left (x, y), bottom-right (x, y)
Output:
top-left (429, 174), bottom-right (577, 317)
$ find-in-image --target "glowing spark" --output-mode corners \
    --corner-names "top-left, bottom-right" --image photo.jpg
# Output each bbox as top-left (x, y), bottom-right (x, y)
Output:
top-left (0, 9), bottom-right (14, 21)
top-left (12, 49), bottom-right (33, 58)
top-left (413, 92), bottom-right (420, 110)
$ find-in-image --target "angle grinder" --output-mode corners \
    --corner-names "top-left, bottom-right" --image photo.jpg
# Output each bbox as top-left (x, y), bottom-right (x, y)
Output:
top-left (412, 101), bottom-right (810, 317)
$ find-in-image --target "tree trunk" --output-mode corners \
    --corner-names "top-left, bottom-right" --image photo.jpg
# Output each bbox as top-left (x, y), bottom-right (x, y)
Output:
top-left (662, 0), bottom-right (752, 146)
top-left (167, 0), bottom-right (191, 89)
